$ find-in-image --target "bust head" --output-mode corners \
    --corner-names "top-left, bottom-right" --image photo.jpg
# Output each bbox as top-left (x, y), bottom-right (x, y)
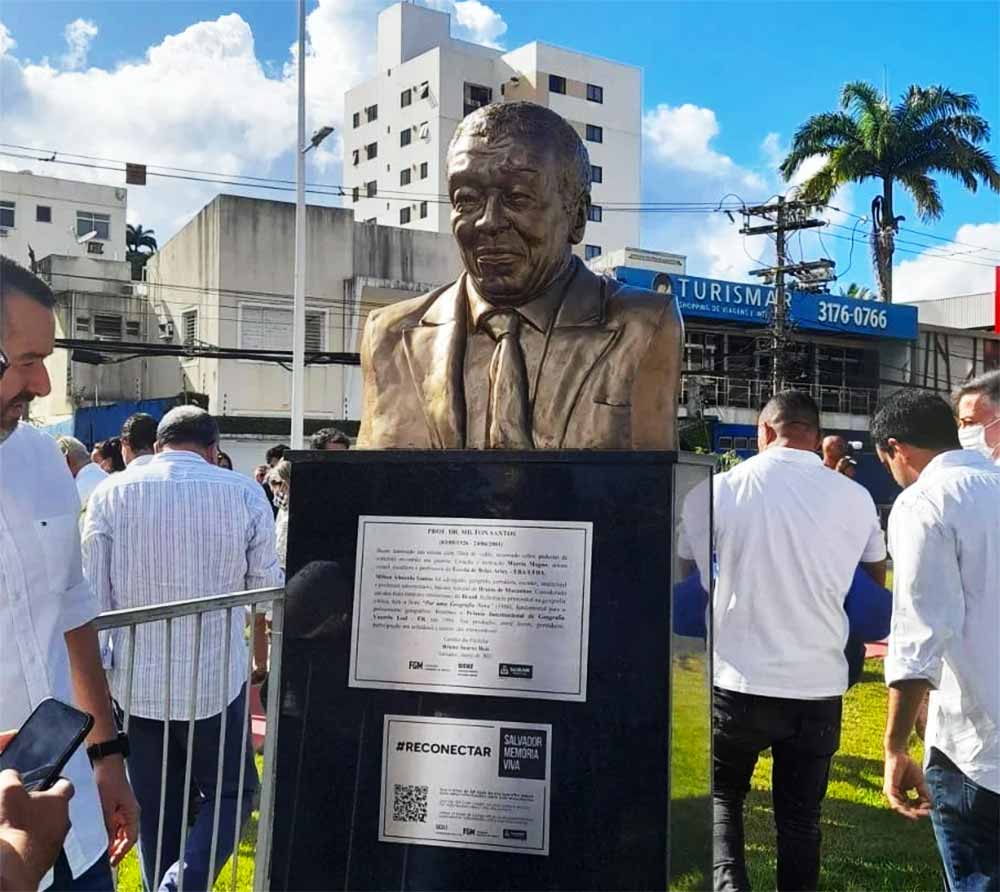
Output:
top-left (447, 102), bottom-right (591, 306)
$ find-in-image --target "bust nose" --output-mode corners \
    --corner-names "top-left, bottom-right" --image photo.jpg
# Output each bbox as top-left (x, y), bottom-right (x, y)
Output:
top-left (475, 192), bottom-right (509, 235)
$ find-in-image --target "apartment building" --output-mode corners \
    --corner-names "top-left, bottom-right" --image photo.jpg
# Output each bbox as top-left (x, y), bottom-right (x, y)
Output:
top-left (343, 2), bottom-right (641, 260)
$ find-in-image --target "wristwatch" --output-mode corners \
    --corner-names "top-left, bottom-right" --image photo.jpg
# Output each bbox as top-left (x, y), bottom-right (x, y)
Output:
top-left (87, 733), bottom-right (130, 763)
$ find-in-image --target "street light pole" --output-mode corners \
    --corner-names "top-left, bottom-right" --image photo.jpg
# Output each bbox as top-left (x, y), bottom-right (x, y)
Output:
top-left (290, 0), bottom-right (307, 449)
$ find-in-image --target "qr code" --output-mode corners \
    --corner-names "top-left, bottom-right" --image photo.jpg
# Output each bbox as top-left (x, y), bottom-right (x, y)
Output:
top-left (392, 784), bottom-right (429, 823)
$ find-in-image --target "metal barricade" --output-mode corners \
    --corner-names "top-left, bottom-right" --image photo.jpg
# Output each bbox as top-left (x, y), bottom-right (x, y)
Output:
top-left (93, 587), bottom-right (284, 892)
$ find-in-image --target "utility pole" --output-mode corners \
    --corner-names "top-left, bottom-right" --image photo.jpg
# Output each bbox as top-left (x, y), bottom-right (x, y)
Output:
top-left (742, 198), bottom-right (830, 393)
top-left (291, 0), bottom-right (307, 449)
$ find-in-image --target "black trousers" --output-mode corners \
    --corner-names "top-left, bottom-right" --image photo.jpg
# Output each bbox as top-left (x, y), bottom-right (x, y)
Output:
top-left (713, 687), bottom-right (842, 892)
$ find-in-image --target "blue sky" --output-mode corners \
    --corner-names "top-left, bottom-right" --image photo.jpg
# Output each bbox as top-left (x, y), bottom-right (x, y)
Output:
top-left (2, 0), bottom-right (998, 295)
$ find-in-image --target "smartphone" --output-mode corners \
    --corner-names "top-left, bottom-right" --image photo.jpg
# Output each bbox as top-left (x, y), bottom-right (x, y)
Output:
top-left (0, 698), bottom-right (93, 792)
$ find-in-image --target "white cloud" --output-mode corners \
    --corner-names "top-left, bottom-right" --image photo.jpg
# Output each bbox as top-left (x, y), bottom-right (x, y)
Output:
top-left (893, 222), bottom-right (1000, 301)
top-left (0, 22), bottom-right (15, 56)
top-left (61, 19), bottom-right (98, 70)
top-left (0, 0), bottom-right (508, 244)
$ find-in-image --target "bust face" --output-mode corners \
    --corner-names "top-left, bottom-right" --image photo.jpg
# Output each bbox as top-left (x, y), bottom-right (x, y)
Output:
top-left (448, 132), bottom-right (579, 306)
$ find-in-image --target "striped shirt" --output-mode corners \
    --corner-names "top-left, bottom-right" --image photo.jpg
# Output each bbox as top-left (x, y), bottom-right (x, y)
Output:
top-left (82, 449), bottom-right (283, 720)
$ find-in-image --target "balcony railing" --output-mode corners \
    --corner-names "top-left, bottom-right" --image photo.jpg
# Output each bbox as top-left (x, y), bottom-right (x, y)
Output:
top-left (680, 374), bottom-right (879, 417)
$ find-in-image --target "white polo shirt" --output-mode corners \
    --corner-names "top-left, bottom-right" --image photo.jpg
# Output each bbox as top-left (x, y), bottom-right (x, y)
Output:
top-left (884, 450), bottom-right (1000, 793)
top-left (681, 446), bottom-right (886, 699)
top-left (0, 423), bottom-right (108, 885)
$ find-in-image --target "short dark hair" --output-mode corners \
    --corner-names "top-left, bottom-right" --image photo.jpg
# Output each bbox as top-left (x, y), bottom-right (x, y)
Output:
top-left (448, 102), bottom-right (591, 216)
top-left (156, 406), bottom-right (220, 449)
top-left (954, 370), bottom-right (1000, 409)
top-left (120, 412), bottom-right (157, 453)
top-left (871, 389), bottom-right (960, 451)
top-left (759, 390), bottom-right (820, 432)
top-left (266, 444), bottom-right (288, 464)
top-left (310, 427), bottom-right (350, 450)
top-left (1, 256), bottom-right (56, 321)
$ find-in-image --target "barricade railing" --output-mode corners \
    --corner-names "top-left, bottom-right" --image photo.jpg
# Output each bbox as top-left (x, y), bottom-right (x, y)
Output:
top-left (93, 586), bottom-right (285, 892)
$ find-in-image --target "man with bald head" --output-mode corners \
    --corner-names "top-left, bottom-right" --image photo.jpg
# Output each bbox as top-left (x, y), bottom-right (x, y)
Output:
top-left (699, 391), bottom-right (887, 891)
top-left (821, 434), bottom-right (857, 479)
top-left (357, 101), bottom-right (683, 450)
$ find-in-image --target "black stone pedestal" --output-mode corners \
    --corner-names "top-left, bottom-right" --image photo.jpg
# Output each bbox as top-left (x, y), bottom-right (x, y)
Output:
top-left (268, 451), bottom-right (712, 891)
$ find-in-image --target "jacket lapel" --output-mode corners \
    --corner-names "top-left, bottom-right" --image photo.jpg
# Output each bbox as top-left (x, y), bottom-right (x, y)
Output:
top-left (401, 279), bottom-right (468, 448)
top-left (533, 262), bottom-right (620, 448)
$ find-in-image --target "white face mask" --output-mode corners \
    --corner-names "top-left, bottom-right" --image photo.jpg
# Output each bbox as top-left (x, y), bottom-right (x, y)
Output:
top-left (958, 417), bottom-right (1000, 460)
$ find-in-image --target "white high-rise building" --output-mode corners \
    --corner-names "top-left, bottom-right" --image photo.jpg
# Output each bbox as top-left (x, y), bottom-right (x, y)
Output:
top-left (344, 2), bottom-right (641, 260)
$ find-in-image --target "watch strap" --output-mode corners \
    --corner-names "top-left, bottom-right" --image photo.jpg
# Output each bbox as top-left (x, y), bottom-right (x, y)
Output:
top-left (87, 733), bottom-right (130, 763)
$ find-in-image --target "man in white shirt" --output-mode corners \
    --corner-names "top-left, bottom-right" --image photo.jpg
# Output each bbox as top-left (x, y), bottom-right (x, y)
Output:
top-left (875, 389), bottom-right (999, 890)
top-left (83, 406), bottom-right (283, 892)
top-left (119, 412), bottom-right (157, 467)
top-left (57, 436), bottom-right (108, 511)
top-left (954, 369), bottom-right (1000, 465)
top-left (0, 255), bottom-right (138, 890)
top-left (683, 391), bottom-right (886, 892)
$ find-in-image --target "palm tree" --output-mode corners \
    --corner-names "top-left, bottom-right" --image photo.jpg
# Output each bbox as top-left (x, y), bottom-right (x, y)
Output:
top-left (125, 224), bottom-right (157, 280)
top-left (838, 282), bottom-right (873, 300)
top-left (780, 82), bottom-right (1000, 302)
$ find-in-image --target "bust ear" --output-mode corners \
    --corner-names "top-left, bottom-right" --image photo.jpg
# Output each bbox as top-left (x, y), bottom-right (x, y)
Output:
top-left (568, 197), bottom-right (588, 245)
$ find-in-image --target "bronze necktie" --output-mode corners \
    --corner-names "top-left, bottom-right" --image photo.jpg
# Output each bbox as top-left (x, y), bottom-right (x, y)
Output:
top-left (483, 309), bottom-right (532, 448)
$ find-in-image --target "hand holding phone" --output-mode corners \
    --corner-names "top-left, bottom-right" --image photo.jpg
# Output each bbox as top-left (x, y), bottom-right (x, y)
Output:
top-left (0, 699), bottom-right (93, 793)
top-left (0, 767), bottom-right (75, 889)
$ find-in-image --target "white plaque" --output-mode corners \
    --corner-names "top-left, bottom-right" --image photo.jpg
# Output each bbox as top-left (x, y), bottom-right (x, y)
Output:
top-left (349, 516), bottom-right (592, 701)
top-left (379, 715), bottom-right (552, 856)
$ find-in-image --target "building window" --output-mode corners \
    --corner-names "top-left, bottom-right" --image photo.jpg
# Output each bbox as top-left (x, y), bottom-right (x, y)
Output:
top-left (365, 180), bottom-right (377, 198)
top-left (549, 74), bottom-right (566, 94)
top-left (400, 128), bottom-right (412, 147)
top-left (352, 186), bottom-right (360, 203)
top-left (125, 320), bottom-right (141, 338)
top-left (586, 83), bottom-right (604, 103)
top-left (76, 211), bottom-right (111, 240)
top-left (36, 205), bottom-right (52, 223)
top-left (420, 161), bottom-right (429, 179)
top-left (94, 313), bottom-right (122, 341)
top-left (419, 201), bottom-right (428, 219)
top-left (585, 124), bottom-right (603, 143)
top-left (75, 316), bottom-right (90, 335)
top-left (590, 164), bottom-right (603, 183)
top-left (418, 122), bottom-right (429, 140)
top-left (401, 88), bottom-right (412, 107)
top-left (400, 207), bottom-right (411, 225)
top-left (463, 82), bottom-right (492, 117)
top-left (365, 104), bottom-right (378, 123)
top-left (0, 201), bottom-right (15, 228)
top-left (419, 81), bottom-right (430, 99)
top-left (240, 305), bottom-right (325, 352)
top-left (585, 245), bottom-right (602, 261)
top-left (351, 149), bottom-right (360, 166)
top-left (365, 142), bottom-right (378, 160)
top-left (352, 111), bottom-right (361, 128)
top-left (181, 310), bottom-right (197, 346)
top-left (587, 204), bottom-right (603, 223)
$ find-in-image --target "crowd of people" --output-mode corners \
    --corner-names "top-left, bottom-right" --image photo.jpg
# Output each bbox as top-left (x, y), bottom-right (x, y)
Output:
top-left (1, 248), bottom-right (998, 892)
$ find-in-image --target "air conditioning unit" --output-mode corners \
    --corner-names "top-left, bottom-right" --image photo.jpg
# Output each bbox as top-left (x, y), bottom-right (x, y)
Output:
top-left (119, 284), bottom-right (134, 297)
top-left (87, 241), bottom-right (104, 255)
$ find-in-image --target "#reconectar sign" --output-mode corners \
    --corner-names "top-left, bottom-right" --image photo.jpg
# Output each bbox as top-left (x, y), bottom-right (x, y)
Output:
top-left (612, 268), bottom-right (919, 341)
top-left (380, 716), bottom-right (552, 856)
top-left (349, 516), bottom-right (593, 701)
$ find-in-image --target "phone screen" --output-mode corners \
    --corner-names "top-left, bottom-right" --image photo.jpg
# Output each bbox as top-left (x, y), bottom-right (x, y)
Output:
top-left (0, 698), bottom-right (93, 792)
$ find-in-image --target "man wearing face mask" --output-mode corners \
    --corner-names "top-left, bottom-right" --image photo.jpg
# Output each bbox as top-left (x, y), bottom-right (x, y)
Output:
top-left (954, 370), bottom-right (1000, 465)
top-left (873, 390), bottom-right (999, 891)
top-left (356, 102), bottom-right (683, 450)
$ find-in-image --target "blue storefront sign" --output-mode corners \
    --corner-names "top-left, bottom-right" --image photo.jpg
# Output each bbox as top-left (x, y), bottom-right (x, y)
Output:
top-left (613, 268), bottom-right (918, 341)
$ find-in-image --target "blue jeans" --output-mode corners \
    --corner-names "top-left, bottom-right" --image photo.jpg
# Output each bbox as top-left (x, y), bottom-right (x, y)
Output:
top-left (125, 687), bottom-right (258, 892)
top-left (50, 851), bottom-right (113, 891)
top-left (925, 748), bottom-right (999, 891)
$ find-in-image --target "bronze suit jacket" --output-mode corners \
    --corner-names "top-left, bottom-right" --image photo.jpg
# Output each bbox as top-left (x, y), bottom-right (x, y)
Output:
top-left (356, 261), bottom-right (684, 449)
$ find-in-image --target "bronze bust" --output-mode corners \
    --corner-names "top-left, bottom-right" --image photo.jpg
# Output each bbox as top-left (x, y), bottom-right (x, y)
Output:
top-left (356, 102), bottom-right (683, 450)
